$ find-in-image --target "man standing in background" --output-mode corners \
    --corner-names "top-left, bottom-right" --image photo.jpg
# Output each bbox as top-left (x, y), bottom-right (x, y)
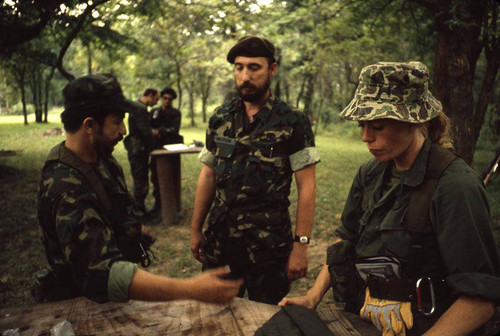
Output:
top-left (149, 87), bottom-right (183, 216)
top-left (124, 88), bottom-right (159, 215)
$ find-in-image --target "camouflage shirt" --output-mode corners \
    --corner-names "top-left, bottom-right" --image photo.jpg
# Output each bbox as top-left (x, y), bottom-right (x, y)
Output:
top-left (37, 142), bottom-right (140, 302)
top-left (199, 94), bottom-right (320, 265)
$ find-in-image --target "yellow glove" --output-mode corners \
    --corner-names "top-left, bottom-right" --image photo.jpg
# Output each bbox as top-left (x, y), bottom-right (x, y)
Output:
top-left (360, 287), bottom-right (413, 336)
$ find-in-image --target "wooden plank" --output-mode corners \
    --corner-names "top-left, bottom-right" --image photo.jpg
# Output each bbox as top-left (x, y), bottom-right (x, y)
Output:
top-left (230, 298), bottom-right (280, 335)
top-left (0, 297), bottom-right (378, 335)
top-left (319, 309), bottom-right (380, 336)
top-left (0, 299), bottom-right (73, 335)
top-left (71, 299), bottom-right (244, 336)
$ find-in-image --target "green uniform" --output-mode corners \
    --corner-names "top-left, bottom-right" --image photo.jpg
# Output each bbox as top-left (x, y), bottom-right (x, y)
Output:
top-left (150, 105), bottom-right (182, 147)
top-left (150, 105), bottom-right (183, 209)
top-left (123, 100), bottom-right (153, 212)
top-left (199, 94), bottom-right (320, 304)
top-left (335, 140), bottom-right (500, 334)
top-left (37, 142), bottom-right (140, 303)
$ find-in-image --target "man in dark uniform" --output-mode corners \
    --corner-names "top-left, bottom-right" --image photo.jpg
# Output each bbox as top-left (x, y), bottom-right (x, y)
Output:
top-left (36, 73), bottom-right (243, 304)
top-left (149, 87), bottom-right (183, 214)
top-left (190, 36), bottom-right (320, 304)
top-left (123, 88), bottom-right (159, 214)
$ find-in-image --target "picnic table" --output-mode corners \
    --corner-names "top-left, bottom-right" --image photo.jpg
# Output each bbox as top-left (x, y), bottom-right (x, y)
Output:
top-left (150, 145), bottom-right (202, 226)
top-left (0, 297), bottom-right (378, 335)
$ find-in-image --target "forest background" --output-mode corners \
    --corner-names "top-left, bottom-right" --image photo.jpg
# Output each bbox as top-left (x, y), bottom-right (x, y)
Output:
top-left (0, 0), bottom-right (498, 308)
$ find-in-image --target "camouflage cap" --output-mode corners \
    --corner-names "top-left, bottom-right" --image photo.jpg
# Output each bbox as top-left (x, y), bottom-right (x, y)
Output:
top-left (339, 61), bottom-right (442, 123)
top-left (63, 73), bottom-right (141, 114)
top-left (227, 35), bottom-right (276, 64)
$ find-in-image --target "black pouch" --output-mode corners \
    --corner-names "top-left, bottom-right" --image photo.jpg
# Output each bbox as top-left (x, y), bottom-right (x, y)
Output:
top-left (117, 232), bottom-right (156, 267)
top-left (326, 240), bottom-right (364, 313)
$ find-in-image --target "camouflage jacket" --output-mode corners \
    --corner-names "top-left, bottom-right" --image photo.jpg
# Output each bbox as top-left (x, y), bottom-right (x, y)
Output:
top-left (199, 94), bottom-right (320, 265)
top-left (37, 142), bottom-right (141, 302)
top-left (123, 100), bottom-right (153, 155)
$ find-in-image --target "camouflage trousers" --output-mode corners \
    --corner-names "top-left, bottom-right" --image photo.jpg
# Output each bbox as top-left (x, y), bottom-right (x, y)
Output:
top-left (203, 239), bottom-right (290, 305)
top-left (127, 151), bottom-right (149, 212)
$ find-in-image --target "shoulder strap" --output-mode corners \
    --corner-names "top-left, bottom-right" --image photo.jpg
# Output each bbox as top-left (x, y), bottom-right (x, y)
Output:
top-left (46, 143), bottom-right (114, 213)
top-left (404, 144), bottom-right (457, 233)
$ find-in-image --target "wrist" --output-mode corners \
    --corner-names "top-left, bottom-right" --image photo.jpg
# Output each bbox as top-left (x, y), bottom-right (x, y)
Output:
top-left (294, 235), bottom-right (310, 245)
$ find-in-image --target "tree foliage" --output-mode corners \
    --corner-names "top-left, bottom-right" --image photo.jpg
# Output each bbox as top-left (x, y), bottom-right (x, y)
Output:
top-left (0, 0), bottom-right (497, 162)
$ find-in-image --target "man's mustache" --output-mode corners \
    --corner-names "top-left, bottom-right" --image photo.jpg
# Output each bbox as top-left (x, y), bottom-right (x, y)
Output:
top-left (239, 82), bottom-right (257, 90)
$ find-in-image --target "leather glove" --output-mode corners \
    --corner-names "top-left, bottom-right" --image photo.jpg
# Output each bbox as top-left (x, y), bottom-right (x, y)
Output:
top-left (360, 287), bottom-right (413, 336)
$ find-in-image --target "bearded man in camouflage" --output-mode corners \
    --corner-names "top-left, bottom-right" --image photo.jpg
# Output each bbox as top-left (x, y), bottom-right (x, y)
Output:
top-left (190, 36), bottom-right (321, 304)
top-left (37, 73), bottom-right (242, 304)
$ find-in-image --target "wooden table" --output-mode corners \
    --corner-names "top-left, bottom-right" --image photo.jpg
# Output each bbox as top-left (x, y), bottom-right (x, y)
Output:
top-left (150, 146), bottom-right (202, 226)
top-left (0, 297), bottom-right (378, 335)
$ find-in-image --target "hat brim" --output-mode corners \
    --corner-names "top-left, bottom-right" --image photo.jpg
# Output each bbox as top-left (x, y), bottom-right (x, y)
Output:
top-left (339, 91), bottom-right (442, 123)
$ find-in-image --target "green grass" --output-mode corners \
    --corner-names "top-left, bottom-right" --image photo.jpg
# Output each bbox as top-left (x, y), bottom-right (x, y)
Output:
top-left (0, 113), bottom-right (498, 309)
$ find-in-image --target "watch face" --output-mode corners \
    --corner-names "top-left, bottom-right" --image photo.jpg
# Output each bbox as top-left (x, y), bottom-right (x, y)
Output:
top-left (299, 236), bottom-right (309, 244)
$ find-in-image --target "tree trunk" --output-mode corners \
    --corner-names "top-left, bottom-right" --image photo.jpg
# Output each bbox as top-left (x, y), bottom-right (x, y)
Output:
top-left (43, 67), bottom-right (56, 123)
top-left (21, 83), bottom-right (27, 125)
top-left (295, 75), bottom-right (307, 109)
top-left (86, 43), bottom-right (92, 75)
top-left (188, 83), bottom-right (195, 127)
top-left (175, 61), bottom-right (183, 110)
top-left (200, 73), bottom-right (212, 123)
top-left (303, 74), bottom-right (315, 118)
top-left (432, 0), bottom-right (494, 165)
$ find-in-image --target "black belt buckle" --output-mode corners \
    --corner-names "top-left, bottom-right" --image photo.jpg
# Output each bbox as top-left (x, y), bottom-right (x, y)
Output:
top-left (416, 277), bottom-right (436, 316)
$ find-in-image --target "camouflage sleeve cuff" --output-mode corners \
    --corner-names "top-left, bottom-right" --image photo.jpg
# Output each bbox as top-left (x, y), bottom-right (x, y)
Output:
top-left (290, 147), bottom-right (321, 172)
top-left (198, 147), bottom-right (216, 168)
top-left (107, 261), bottom-right (137, 302)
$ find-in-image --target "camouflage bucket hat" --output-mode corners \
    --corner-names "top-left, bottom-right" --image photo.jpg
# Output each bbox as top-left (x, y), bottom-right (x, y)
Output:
top-left (339, 61), bottom-right (442, 123)
top-left (63, 73), bottom-right (142, 114)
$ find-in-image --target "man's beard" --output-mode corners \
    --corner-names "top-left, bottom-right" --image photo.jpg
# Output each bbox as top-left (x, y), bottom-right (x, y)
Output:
top-left (237, 77), bottom-right (271, 102)
top-left (94, 130), bottom-right (122, 156)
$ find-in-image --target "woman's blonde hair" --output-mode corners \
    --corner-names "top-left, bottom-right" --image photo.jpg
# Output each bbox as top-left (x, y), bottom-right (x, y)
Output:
top-left (420, 112), bottom-right (454, 149)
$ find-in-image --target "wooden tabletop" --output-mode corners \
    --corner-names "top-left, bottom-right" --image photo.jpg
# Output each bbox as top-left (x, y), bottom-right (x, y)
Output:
top-left (0, 297), bottom-right (378, 335)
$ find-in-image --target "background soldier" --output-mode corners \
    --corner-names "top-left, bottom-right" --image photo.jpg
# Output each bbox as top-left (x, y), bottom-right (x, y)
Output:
top-left (190, 36), bottom-right (320, 304)
top-left (36, 73), bottom-right (242, 304)
top-left (150, 87), bottom-right (183, 215)
top-left (124, 88), bottom-right (159, 215)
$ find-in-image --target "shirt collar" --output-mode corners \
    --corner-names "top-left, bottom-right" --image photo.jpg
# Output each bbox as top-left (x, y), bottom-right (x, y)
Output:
top-left (365, 139), bottom-right (432, 187)
top-left (402, 139), bottom-right (432, 187)
top-left (233, 92), bottom-right (275, 124)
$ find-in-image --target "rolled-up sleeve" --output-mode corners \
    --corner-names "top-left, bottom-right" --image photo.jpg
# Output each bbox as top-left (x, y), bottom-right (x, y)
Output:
top-left (432, 163), bottom-right (500, 302)
top-left (289, 112), bottom-right (320, 171)
top-left (107, 261), bottom-right (137, 302)
top-left (198, 146), bottom-right (216, 168)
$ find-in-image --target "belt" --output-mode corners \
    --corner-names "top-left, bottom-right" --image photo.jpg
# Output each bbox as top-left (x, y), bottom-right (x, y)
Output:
top-left (367, 274), bottom-right (450, 303)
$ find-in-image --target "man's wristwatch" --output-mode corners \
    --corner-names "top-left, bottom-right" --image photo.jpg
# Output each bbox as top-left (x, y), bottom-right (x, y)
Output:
top-left (294, 235), bottom-right (310, 245)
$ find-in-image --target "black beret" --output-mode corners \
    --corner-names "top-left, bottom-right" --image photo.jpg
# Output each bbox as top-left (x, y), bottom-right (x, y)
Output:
top-left (226, 36), bottom-right (276, 64)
